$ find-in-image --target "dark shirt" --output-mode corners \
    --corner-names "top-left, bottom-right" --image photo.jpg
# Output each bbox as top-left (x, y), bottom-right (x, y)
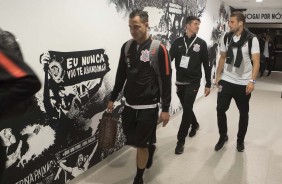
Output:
top-left (0, 45), bottom-right (41, 120)
top-left (110, 37), bottom-right (172, 112)
top-left (170, 35), bottom-right (211, 87)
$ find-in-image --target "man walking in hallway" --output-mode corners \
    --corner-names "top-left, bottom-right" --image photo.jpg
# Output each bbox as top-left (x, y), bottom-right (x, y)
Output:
top-left (107, 9), bottom-right (172, 184)
top-left (170, 16), bottom-right (211, 155)
top-left (215, 11), bottom-right (260, 152)
top-left (260, 34), bottom-right (275, 77)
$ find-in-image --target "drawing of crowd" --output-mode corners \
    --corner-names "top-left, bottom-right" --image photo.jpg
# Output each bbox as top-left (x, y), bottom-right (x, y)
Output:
top-left (110, 0), bottom-right (207, 47)
top-left (0, 124), bottom-right (56, 170)
top-left (150, 1), bottom-right (207, 46)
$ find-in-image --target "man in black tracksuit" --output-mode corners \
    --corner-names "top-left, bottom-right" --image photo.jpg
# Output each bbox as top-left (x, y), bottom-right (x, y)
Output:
top-left (0, 29), bottom-right (41, 183)
top-left (170, 16), bottom-right (211, 154)
top-left (259, 33), bottom-right (275, 77)
top-left (107, 9), bottom-right (171, 184)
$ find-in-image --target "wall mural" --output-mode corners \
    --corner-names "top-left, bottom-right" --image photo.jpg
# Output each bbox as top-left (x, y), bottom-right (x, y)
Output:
top-left (111, 0), bottom-right (207, 46)
top-left (0, 49), bottom-right (126, 184)
top-left (210, 4), bottom-right (230, 83)
top-left (0, 1), bottom-right (230, 184)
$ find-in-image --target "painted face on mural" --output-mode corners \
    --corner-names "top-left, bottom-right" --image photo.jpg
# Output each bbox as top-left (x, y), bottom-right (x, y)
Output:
top-left (186, 20), bottom-right (200, 36)
top-left (51, 65), bottom-right (60, 77)
top-left (129, 16), bottom-right (149, 44)
top-left (58, 89), bottom-right (66, 98)
top-left (175, 19), bottom-right (180, 30)
top-left (77, 153), bottom-right (84, 168)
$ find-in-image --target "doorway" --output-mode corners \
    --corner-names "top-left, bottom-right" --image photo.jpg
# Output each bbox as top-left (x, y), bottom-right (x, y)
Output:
top-left (247, 25), bottom-right (282, 71)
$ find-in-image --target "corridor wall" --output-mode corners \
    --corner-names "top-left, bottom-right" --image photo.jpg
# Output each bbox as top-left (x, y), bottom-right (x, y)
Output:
top-left (0, 0), bottom-right (230, 183)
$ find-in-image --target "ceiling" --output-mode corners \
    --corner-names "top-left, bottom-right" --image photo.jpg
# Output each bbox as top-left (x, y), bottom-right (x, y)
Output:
top-left (222, 0), bottom-right (282, 9)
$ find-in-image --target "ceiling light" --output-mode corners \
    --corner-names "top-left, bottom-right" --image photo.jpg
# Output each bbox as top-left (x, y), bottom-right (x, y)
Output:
top-left (256, 0), bottom-right (263, 2)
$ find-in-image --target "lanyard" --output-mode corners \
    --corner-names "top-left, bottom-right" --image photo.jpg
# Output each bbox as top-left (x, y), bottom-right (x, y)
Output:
top-left (183, 36), bottom-right (197, 55)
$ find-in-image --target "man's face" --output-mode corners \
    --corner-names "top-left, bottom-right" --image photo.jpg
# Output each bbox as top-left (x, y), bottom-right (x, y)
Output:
top-left (58, 89), bottom-right (65, 97)
top-left (77, 154), bottom-right (84, 167)
top-left (129, 16), bottom-right (148, 43)
top-left (51, 66), bottom-right (59, 77)
top-left (228, 16), bottom-right (241, 33)
top-left (186, 20), bottom-right (200, 35)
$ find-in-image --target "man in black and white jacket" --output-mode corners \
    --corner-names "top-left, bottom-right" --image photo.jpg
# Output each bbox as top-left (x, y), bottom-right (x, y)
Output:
top-left (107, 9), bottom-right (172, 184)
top-left (170, 16), bottom-right (211, 155)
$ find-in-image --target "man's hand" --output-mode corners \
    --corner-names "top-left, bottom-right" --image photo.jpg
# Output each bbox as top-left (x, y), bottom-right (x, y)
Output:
top-left (204, 87), bottom-right (211, 97)
top-left (215, 76), bottom-right (221, 87)
top-left (59, 160), bottom-right (66, 166)
top-left (246, 82), bottom-right (254, 95)
top-left (159, 112), bottom-right (170, 127)
top-left (40, 52), bottom-right (50, 64)
top-left (107, 101), bottom-right (114, 113)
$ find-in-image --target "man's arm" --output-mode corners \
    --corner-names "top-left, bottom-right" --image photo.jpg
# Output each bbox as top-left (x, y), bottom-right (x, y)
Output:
top-left (201, 41), bottom-right (211, 96)
top-left (83, 141), bottom-right (98, 169)
top-left (270, 40), bottom-right (276, 59)
top-left (58, 160), bottom-right (73, 173)
top-left (107, 43), bottom-right (127, 112)
top-left (251, 53), bottom-right (260, 80)
top-left (246, 37), bottom-right (260, 95)
top-left (215, 34), bottom-right (229, 87)
top-left (158, 44), bottom-right (172, 127)
top-left (246, 52), bottom-right (260, 95)
top-left (0, 48), bottom-right (41, 112)
top-left (169, 40), bottom-right (177, 62)
top-left (216, 52), bottom-right (226, 86)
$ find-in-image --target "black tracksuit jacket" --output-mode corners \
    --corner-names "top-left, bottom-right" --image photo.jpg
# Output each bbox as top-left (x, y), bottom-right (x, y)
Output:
top-left (0, 45), bottom-right (41, 120)
top-left (110, 38), bottom-right (172, 112)
top-left (170, 35), bottom-right (211, 88)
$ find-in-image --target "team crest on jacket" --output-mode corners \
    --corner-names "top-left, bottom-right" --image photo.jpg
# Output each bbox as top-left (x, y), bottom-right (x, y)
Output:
top-left (140, 49), bottom-right (150, 62)
top-left (193, 44), bottom-right (200, 52)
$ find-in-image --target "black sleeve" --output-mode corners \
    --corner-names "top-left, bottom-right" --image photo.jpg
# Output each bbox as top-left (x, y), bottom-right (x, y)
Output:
top-left (109, 43), bottom-right (127, 102)
top-left (158, 44), bottom-right (172, 112)
top-left (270, 41), bottom-right (275, 57)
top-left (0, 48), bottom-right (41, 111)
top-left (169, 40), bottom-right (177, 62)
top-left (202, 41), bottom-right (211, 88)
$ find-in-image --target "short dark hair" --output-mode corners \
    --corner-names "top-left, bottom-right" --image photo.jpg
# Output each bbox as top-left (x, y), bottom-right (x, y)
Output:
top-left (129, 9), bottom-right (148, 23)
top-left (230, 11), bottom-right (246, 25)
top-left (185, 16), bottom-right (200, 24)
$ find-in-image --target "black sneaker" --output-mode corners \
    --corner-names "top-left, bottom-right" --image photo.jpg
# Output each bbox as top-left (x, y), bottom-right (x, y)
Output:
top-left (237, 142), bottom-right (245, 152)
top-left (146, 144), bottom-right (156, 169)
top-left (175, 141), bottom-right (184, 154)
top-left (133, 177), bottom-right (143, 184)
top-left (189, 123), bottom-right (200, 137)
top-left (214, 135), bottom-right (228, 151)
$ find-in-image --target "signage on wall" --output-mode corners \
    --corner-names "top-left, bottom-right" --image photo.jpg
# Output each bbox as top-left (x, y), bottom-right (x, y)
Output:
top-left (243, 9), bottom-right (282, 23)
